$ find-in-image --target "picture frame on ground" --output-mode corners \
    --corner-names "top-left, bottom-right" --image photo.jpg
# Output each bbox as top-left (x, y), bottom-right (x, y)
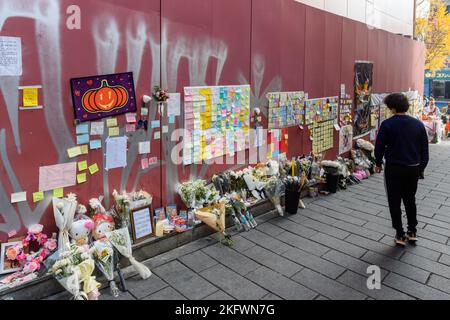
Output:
top-left (129, 205), bottom-right (154, 243)
top-left (0, 242), bottom-right (22, 274)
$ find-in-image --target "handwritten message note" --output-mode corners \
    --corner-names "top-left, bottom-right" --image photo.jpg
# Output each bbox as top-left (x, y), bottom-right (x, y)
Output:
top-left (39, 162), bottom-right (77, 192)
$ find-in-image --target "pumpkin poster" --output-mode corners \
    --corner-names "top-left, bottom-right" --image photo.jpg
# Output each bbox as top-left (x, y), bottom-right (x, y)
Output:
top-left (70, 72), bottom-right (137, 122)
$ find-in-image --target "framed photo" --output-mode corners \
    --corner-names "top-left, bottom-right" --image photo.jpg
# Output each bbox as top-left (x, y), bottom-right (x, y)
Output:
top-left (70, 72), bottom-right (137, 122)
top-left (130, 205), bottom-right (154, 243)
top-left (154, 207), bottom-right (166, 224)
top-left (166, 204), bottom-right (178, 220)
top-left (0, 242), bottom-right (22, 274)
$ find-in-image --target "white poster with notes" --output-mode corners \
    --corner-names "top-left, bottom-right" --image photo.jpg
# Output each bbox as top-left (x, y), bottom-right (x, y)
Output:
top-left (132, 207), bottom-right (153, 240)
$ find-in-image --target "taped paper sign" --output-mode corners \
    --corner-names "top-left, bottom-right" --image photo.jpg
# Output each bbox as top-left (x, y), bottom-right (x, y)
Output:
top-left (105, 136), bottom-right (127, 170)
top-left (0, 36), bottom-right (22, 76)
top-left (18, 85), bottom-right (43, 110)
top-left (39, 162), bottom-right (77, 192)
top-left (167, 93), bottom-right (181, 116)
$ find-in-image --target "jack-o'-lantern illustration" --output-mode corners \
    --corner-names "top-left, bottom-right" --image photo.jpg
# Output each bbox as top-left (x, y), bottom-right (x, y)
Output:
top-left (82, 79), bottom-right (129, 113)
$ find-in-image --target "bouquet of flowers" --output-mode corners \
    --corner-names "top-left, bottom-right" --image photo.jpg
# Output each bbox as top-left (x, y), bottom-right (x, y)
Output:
top-left (112, 190), bottom-right (153, 229)
top-left (152, 85), bottom-right (170, 102)
top-left (106, 228), bottom-right (152, 279)
top-left (53, 195), bottom-right (78, 255)
top-left (264, 176), bottom-right (285, 216)
top-left (194, 202), bottom-right (233, 246)
top-left (356, 139), bottom-right (376, 166)
top-left (177, 179), bottom-right (218, 209)
top-left (0, 225), bottom-right (57, 289)
top-left (321, 160), bottom-right (342, 176)
top-left (47, 243), bottom-right (100, 300)
top-left (92, 241), bottom-right (119, 297)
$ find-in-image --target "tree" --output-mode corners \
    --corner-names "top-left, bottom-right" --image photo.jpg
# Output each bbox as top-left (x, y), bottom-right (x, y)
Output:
top-left (415, 0), bottom-right (450, 72)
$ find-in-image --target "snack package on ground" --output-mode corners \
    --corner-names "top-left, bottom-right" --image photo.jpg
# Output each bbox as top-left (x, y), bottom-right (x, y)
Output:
top-left (47, 244), bottom-right (100, 300)
top-left (264, 176), bottom-right (285, 216)
top-left (194, 202), bottom-right (233, 246)
top-left (106, 228), bottom-right (152, 279)
top-left (53, 196), bottom-right (78, 255)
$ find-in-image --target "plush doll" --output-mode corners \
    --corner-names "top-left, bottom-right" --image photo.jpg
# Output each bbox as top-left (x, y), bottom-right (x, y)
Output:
top-left (69, 218), bottom-right (94, 246)
top-left (92, 213), bottom-right (115, 241)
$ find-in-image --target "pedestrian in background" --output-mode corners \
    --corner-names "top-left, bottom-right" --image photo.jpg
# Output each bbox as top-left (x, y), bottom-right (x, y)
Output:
top-left (374, 93), bottom-right (429, 246)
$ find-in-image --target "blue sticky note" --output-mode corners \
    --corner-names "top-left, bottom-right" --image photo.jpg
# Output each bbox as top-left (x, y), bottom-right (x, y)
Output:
top-left (169, 115), bottom-right (176, 124)
top-left (76, 134), bottom-right (90, 145)
top-left (89, 140), bottom-right (102, 150)
top-left (151, 120), bottom-right (161, 129)
top-left (76, 123), bottom-right (89, 134)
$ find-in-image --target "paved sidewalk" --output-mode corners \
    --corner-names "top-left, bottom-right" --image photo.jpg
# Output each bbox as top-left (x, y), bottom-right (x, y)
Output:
top-left (50, 141), bottom-right (450, 300)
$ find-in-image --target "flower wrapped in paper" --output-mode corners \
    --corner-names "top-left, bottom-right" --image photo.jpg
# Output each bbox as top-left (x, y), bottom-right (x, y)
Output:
top-left (194, 202), bottom-right (233, 246)
top-left (53, 196), bottom-right (78, 255)
top-left (264, 176), bottom-right (285, 216)
top-left (93, 241), bottom-right (119, 297)
top-left (106, 228), bottom-right (152, 279)
top-left (47, 244), bottom-right (100, 300)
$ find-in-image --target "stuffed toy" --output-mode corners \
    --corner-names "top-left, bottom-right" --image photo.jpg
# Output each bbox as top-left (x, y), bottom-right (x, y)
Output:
top-left (69, 218), bottom-right (94, 246)
top-left (92, 213), bottom-right (115, 241)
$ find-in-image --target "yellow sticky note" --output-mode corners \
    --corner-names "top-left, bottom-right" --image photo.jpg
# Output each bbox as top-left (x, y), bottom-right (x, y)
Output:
top-left (106, 118), bottom-right (118, 127)
top-left (53, 188), bottom-right (64, 198)
top-left (109, 127), bottom-right (120, 136)
top-left (88, 163), bottom-right (99, 175)
top-left (23, 88), bottom-right (38, 107)
top-left (67, 146), bottom-right (82, 158)
top-left (78, 161), bottom-right (88, 171)
top-left (77, 173), bottom-right (87, 184)
top-left (80, 145), bottom-right (89, 154)
top-left (33, 191), bottom-right (44, 203)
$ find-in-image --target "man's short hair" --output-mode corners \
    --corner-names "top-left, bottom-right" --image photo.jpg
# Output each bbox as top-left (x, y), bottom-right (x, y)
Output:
top-left (383, 93), bottom-right (410, 113)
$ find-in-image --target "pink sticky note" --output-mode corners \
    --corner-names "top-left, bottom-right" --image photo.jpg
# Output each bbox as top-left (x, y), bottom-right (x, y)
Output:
top-left (126, 113), bottom-right (137, 123)
top-left (148, 157), bottom-right (158, 165)
top-left (8, 230), bottom-right (17, 238)
top-left (141, 158), bottom-right (149, 169)
top-left (126, 124), bottom-right (136, 133)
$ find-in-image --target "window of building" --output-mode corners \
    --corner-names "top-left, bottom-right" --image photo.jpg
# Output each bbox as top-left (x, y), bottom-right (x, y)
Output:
top-left (431, 80), bottom-right (450, 100)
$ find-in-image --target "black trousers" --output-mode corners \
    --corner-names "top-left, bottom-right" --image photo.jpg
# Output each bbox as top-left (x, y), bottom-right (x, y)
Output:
top-left (384, 164), bottom-right (420, 235)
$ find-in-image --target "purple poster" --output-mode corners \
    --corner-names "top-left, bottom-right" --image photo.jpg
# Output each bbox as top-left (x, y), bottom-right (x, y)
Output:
top-left (70, 72), bottom-right (137, 122)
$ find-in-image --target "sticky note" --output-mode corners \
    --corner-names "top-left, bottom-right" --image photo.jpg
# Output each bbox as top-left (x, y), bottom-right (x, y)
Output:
top-left (169, 115), bottom-right (176, 124)
top-left (106, 118), bottom-right (118, 127)
top-left (141, 158), bottom-right (149, 169)
top-left (162, 125), bottom-right (169, 133)
top-left (76, 123), bottom-right (89, 134)
top-left (80, 145), bottom-right (89, 154)
top-left (126, 113), bottom-right (137, 123)
top-left (154, 131), bottom-right (161, 140)
top-left (77, 173), bottom-right (87, 184)
top-left (141, 107), bottom-right (149, 116)
top-left (33, 191), bottom-right (44, 203)
top-left (90, 121), bottom-right (104, 135)
top-left (11, 192), bottom-right (27, 203)
top-left (78, 161), bottom-right (88, 171)
top-left (109, 127), bottom-right (120, 136)
top-left (67, 146), bottom-right (82, 158)
top-left (23, 88), bottom-right (38, 107)
top-left (126, 124), bottom-right (136, 133)
top-left (76, 134), bottom-right (90, 145)
top-left (151, 120), bottom-right (160, 129)
top-left (90, 140), bottom-right (102, 150)
top-left (139, 141), bottom-right (150, 154)
top-left (53, 188), bottom-right (64, 198)
top-left (88, 163), bottom-right (99, 175)
top-left (149, 157), bottom-right (158, 165)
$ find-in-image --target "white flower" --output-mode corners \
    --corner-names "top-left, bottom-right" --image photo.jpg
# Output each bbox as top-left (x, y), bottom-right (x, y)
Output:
top-left (66, 193), bottom-right (77, 202)
top-left (77, 204), bottom-right (87, 215)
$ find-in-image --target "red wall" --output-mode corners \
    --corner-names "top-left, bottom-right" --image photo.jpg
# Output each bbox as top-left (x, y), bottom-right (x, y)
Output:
top-left (0, 0), bottom-right (425, 241)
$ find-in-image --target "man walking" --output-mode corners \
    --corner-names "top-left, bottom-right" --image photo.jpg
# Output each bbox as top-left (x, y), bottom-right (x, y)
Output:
top-left (374, 93), bottom-right (429, 246)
